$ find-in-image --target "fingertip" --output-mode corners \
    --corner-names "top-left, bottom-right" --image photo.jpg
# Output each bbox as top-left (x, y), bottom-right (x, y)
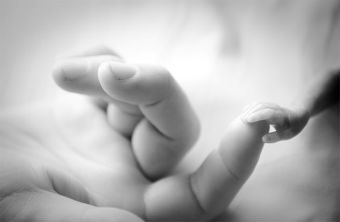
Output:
top-left (98, 62), bottom-right (140, 103)
top-left (262, 135), bottom-right (269, 143)
top-left (52, 60), bottom-right (68, 86)
top-left (98, 62), bottom-right (110, 86)
top-left (263, 133), bottom-right (280, 143)
top-left (52, 59), bottom-right (88, 89)
top-left (98, 62), bottom-right (137, 83)
top-left (98, 63), bottom-right (174, 105)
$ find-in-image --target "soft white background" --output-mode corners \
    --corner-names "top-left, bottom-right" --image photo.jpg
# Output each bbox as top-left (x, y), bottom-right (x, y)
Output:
top-left (0, 0), bottom-right (339, 220)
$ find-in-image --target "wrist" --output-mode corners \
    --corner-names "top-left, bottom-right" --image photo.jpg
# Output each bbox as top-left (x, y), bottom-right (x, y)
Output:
top-left (287, 103), bottom-right (310, 136)
top-left (296, 106), bottom-right (311, 121)
top-left (293, 107), bottom-right (310, 134)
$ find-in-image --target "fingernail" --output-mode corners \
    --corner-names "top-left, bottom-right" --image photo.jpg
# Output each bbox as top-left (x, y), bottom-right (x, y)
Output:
top-left (57, 60), bottom-right (88, 81)
top-left (108, 63), bottom-right (136, 80)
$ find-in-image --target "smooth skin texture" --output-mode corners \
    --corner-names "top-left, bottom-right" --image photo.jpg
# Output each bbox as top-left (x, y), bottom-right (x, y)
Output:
top-left (241, 102), bottom-right (310, 143)
top-left (0, 46), bottom-right (269, 222)
top-left (242, 71), bottom-right (339, 143)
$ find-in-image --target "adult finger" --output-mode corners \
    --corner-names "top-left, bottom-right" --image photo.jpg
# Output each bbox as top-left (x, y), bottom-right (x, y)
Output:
top-left (98, 62), bottom-right (200, 179)
top-left (53, 55), bottom-right (121, 98)
top-left (0, 190), bottom-right (144, 222)
top-left (144, 118), bottom-right (269, 221)
top-left (53, 48), bottom-right (142, 134)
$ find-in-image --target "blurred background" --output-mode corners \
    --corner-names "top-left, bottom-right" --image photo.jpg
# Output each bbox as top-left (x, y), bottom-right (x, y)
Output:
top-left (0, 0), bottom-right (339, 221)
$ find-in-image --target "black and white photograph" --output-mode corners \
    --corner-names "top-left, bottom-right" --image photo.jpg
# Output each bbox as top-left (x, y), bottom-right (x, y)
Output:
top-left (0, 0), bottom-right (339, 221)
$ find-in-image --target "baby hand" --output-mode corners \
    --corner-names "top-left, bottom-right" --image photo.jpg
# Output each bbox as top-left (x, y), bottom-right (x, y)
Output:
top-left (241, 102), bottom-right (310, 143)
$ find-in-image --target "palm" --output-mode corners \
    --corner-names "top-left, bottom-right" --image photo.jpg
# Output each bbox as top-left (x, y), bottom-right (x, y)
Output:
top-left (51, 98), bottom-right (149, 214)
top-left (1, 99), bottom-right (148, 215)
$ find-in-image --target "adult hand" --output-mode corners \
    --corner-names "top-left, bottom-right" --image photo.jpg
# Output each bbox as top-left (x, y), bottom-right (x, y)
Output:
top-left (0, 46), bottom-right (269, 222)
top-left (242, 102), bottom-right (310, 143)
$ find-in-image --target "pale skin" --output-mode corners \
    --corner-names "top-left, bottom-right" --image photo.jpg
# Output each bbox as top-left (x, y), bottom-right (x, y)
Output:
top-left (0, 47), bottom-right (269, 221)
top-left (242, 70), bottom-right (339, 143)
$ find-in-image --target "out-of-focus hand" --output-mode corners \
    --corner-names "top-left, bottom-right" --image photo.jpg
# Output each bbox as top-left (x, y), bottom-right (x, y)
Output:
top-left (241, 102), bottom-right (310, 143)
top-left (0, 46), bottom-right (269, 222)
